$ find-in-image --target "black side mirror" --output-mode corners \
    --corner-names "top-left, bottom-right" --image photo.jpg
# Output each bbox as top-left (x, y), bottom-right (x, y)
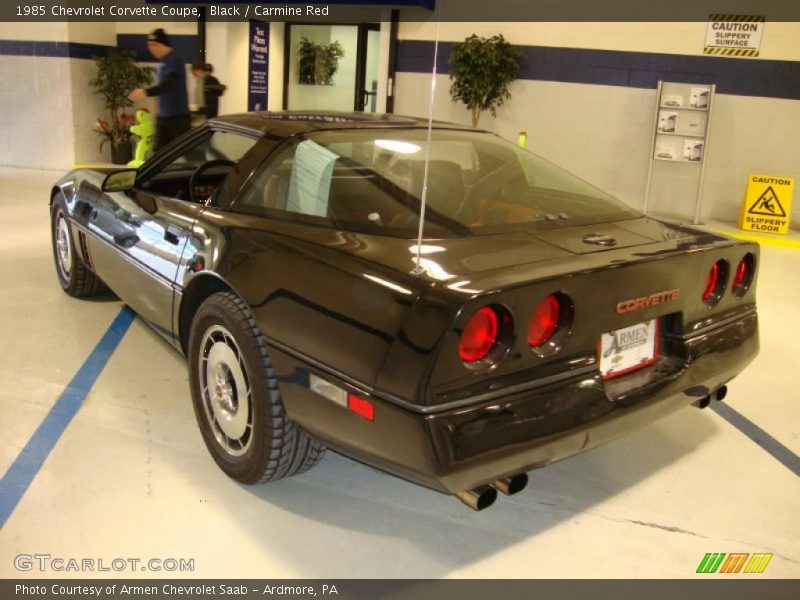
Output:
top-left (101, 169), bottom-right (137, 193)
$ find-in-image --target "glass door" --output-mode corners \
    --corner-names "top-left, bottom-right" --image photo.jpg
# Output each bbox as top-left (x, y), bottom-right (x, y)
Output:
top-left (355, 25), bottom-right (380, 112)
top-left (285, 23), bottom-right (380, 113)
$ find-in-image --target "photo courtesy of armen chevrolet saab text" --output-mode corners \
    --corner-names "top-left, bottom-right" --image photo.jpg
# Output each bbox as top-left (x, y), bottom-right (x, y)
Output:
top-left (49, 112), bottom-right (759, 511)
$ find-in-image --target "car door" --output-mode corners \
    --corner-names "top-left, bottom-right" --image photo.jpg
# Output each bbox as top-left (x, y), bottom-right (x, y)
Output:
top-left (80, 126), bottom-right (259, 346)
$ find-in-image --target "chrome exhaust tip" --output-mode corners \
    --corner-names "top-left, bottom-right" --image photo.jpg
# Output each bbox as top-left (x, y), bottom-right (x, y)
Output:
top-left (714, 385), bottom-right (728, 402)
top-left (692, 395), bottom-right (711, 409)
top-left (492, 473), bottom-right (529, 496)
top-left (456, 485), bottom-right (498, 511)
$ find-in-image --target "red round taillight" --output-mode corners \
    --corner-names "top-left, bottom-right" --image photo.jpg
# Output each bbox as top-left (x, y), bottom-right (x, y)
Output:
top-left (702, 260), bottom-right (728, 306)
top-left (732, 259), bottom-right (747, 289)
top-left (732, 253), bottom-right (755, 297)
top-left (702, 262), bottom-right (719, 301)
top-left (459, 307), bottom-right (499, 363)
top-left (528, 294), bottom-right (560, 348)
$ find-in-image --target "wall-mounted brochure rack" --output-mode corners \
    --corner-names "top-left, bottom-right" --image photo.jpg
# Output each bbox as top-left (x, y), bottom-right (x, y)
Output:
top-left (642, 81), bottom-right (716, 224)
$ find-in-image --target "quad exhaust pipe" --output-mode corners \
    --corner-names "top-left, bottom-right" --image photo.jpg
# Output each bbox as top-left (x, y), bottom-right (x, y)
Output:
top-left (492, 473), bottom-right (529, 496)
top-left (456, 485), bottom-right (497, 511)
top-left (456, 472), bottom-right (529, 511)
top-left (692, 385), bottom-right (728, 409)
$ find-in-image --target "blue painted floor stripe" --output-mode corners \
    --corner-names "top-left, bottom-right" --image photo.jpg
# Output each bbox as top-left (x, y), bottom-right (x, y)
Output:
top-left (711, 402), bottom-right (800, 478)
top-left (0, 306), bottom-right (135, 529)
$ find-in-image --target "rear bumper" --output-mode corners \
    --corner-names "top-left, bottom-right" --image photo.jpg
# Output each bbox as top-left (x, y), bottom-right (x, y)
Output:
top-left (272, 309), bottom-right (758, 495)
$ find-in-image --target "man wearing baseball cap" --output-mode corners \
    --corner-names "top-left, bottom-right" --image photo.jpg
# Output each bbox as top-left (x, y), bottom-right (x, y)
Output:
top-left (129, 29), bottom-right (190, 151)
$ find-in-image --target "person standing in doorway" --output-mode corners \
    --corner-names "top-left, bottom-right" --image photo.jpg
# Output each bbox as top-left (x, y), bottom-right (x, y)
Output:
top-left (129, 29), bottom-right (190, 151)
top-left (191, 60), bottom-right (227, 120)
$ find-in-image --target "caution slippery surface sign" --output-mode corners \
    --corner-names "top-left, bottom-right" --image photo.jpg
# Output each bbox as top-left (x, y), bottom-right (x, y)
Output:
top-left (705, 15), bottom-right (765, 57)
top-left (739, 174), bottom-right (794, 235)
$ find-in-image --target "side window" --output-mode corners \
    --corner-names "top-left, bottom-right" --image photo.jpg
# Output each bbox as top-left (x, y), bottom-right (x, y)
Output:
top-left (160, 130), bottom-right (257, 172)
top-left (140, 129), bottom-right (258, 202)
top-left (238, 144), bottom-right (297, 213)
top-left (237, 139), bottom-right (422, 229)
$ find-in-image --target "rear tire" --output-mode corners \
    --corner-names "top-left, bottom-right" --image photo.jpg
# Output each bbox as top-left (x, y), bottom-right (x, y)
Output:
top-left (188, 292), bottom-right (325, 484)
top-left (51, 193), bottom-right (105, 297)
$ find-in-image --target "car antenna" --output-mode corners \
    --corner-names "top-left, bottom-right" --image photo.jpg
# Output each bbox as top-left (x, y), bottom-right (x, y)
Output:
top-left (411, 8), bottom-right (441, 276)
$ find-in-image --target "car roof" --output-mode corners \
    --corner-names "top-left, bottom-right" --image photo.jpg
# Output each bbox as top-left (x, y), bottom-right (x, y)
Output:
top-left (208, 111), bottom-right (478, 139)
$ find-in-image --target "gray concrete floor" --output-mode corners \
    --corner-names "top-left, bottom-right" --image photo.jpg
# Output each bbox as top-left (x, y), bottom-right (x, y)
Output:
top-left (0, 167), bottom-right (798, 578)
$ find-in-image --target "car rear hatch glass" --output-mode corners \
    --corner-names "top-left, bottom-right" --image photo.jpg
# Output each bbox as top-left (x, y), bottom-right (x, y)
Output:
top-left (242, 128), bottom-right (642, 239)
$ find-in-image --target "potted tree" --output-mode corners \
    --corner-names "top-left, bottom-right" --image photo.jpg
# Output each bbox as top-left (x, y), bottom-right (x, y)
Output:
top-left (89, 49), bottom-right (154, 164)
top-left (297, 37), bottom-right (345, 85)
top-left (448, 34), bottom-right (522, 128)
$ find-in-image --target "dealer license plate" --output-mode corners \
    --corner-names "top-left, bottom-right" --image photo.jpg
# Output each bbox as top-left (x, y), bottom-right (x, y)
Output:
top-left (599, 319), bottom-right (659, 380)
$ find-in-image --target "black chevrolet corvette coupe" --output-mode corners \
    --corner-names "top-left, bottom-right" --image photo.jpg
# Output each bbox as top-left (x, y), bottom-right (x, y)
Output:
top-left (50, 112), bottom-right (759, 510)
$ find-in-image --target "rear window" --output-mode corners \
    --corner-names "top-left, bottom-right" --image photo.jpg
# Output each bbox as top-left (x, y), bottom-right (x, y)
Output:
top-left (235, 128), bottom-right (638, 237)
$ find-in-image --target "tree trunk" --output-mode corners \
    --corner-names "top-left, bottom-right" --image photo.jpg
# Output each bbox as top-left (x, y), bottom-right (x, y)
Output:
top-left (471, 105), bottom-right (481, 128)
top-left (110, 105), bottom-right (122, 145)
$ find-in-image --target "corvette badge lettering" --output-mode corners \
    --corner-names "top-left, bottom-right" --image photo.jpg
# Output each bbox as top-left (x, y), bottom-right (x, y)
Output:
top-left (617, 289), bottom-right (680, 314)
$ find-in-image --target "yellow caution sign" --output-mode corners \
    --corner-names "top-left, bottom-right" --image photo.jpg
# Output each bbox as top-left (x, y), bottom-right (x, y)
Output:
top-left (739, 174), bottom-right (794, 235)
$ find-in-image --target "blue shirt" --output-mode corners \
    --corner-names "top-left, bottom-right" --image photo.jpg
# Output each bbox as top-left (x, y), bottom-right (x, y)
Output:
top-left (153, 51), bottom-right (189, 117)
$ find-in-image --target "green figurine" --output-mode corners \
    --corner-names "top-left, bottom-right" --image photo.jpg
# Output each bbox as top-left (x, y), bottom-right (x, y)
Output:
top-left (127, 108), bottom-right (154, 168)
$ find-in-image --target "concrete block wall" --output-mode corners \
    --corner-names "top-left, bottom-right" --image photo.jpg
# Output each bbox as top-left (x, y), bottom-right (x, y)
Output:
top-left (0, 23), bottom-right (73, 169)
top-left (69, 57), bottom-right (112, 166)
top-left (1, 12), bottom-right (798, 228)
top-left (393, 16), bottom-right (800, 225)
top-left (0, 22), bottom-right (199, 170)
top-left (66, 23), bottom-right (119, 166)
top-left (0, 54), bottom-right (74, 169)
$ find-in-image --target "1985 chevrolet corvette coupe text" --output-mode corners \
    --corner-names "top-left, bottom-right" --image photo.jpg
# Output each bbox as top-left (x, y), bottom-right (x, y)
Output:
top-left (50, 113), bottom-right (759, 510)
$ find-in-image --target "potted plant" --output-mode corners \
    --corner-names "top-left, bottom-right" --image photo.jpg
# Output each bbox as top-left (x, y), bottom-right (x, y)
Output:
top-left (297, 37), bottom-right (345, 86)
top-left (89, 49), bottom-right (154, 164)
top-left (448, 34), bottom-right (522, 128)
top-left (93, 114), bottom-right (136, 164)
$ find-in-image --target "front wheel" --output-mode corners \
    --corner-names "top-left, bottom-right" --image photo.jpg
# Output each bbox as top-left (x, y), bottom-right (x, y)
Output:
top-left (51, 193), bottom-right (105, 297)
top-left (188, 292), bottom-right (325, 484)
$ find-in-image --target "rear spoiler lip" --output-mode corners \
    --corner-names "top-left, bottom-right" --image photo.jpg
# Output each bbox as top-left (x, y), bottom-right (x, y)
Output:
top-left (456, 236), bottom-right (754, 300)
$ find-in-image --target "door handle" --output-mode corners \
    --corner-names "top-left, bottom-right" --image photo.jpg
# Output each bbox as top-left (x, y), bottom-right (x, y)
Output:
top-left (360, 89), bottom-right (377, 111)
top-left (164, 224), bottom-right (183, 245)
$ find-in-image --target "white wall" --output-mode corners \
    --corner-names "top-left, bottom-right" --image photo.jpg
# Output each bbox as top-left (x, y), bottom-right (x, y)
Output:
top-left (0, 21), bottom-right (194, 169)
top-left (398, 21), bottom-right (800, 61)
top-left (206, 21), bottom-right (232, 114)
top-left (0, 23), bottom-right (114, 168)
top-left (394, 75), bottom-right (655, 206)
top-left (286, 24), bottom-right (359, 111)
top-left (376, 19), bottom-right (392, 113)
top-left (0, 22), bottom-right (69, 42)
top-left (207, 21), bottom-right (285, 114)
top-left (0, 24), bottom-right (69, 168)
top-left (691, 95), bottom-right (800, 222)
top-left (393, 18), bottom-right (800, 226)
top-left (223, 21), bottom-right (249, 114)
top-left (0, 55), bottom-right (76, 169)
top-left (68, 23), bottom-right (118, 165)
top-left (268, 23), bottom-right (285, 111)
top-left (4, 12), bottom-right (798, 229)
